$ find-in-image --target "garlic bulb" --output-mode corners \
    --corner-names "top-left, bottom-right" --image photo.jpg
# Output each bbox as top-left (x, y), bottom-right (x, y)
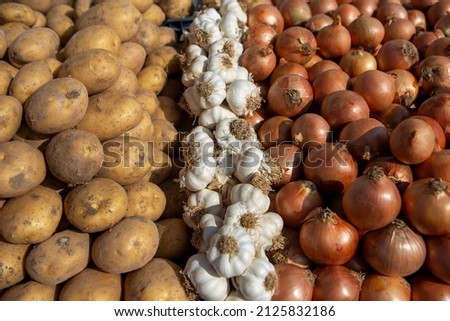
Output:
top-left (209, 148), bottom-right (239, 190)
top-left (193, 71), bottom-right (227, 110)
top-left (179, 158), bottom-right (217, 192)
top-left (181, 54), bottom-right (208, 87)
top-left (198, 213), bottom-right (224, 252)
top-left (220, 1), bottom-right (248, 24)
top-left (235, 66), bottom-right (251, 80)
top-left (207, 52), bottom-right (239, 84)
top-left (214, 118), bottom-right (258, 151)
top-left (208, 38), bottom-right (243, 61)
top-left (206, 224), bottom-right (256, 278)
top-left (180, 86), bottom-right (203, 116)
top-left (234, 146), bottom-right (264, 183)
top-left (220, 12), bottom-right (245, 41)
top-left (189, 19), bottom-right (223, 49)
top-left (198, 105), bottom-right (237, 130)
top-left (230, 183), bottom-right (271, 214)
top-left (184, 253), bottom-right (230, 301)
top-left (183, 189), bottom-right (224, 228)
top-left (226, 79), bottom-right (262, 116)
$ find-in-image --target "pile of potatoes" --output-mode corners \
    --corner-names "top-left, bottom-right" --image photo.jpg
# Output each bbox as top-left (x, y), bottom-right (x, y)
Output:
top-left (0, 0), bottom-right (197, 301)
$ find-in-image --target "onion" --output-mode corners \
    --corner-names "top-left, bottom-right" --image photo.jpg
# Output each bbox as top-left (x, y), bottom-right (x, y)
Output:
top-left (275, 180), bottom-right (324, 229)
top-left (300, 207), bottom-right (359, 265)
top-left (363, 156), bottom-right (413, 193)
top-left (418, 94), bottom-right (450, 142)
top-left (389, 117), bottom-right (436, 165)
top-left (415, 55), bottom-right (450, 95)
top-left (248, 3), bottom-right (284, 34)
top-left (383, 18), bottom-right (416, 42)
top-left (373, 103), bottom-right (412, 129)
top-left (342, 166), bottom-right (401, 232)
top-left (402, 178), bottom-right (450, 236)
top-left (411, 0), bottom-right (438, 11)
top-left (307, 59), bottom-right (341, 82)
top-left (376, 39), bottom-right (419, 71)
top-left (257, 115), bottom-right (293, 149)
top-left (275, 26), bottom-right (317, 65)
top-left (407, 9), bottom-right (427, 31)
top-left (354, 0), bottom-right (378, 17)
top-left (339, 48), bottom-right (377, 77)
top-left (360, 273), bottom-right (411, 301)
top-left (352, 70), bottom-right (396, 113)
top-left (344, 246), bottom-right (372, 273)
top-left (309, 0), bottom-right (338, 15)
top-left (312, 265), bottom-right (362, 301)
top-left (270, 58), bottom-right (309, 85)
top-left (268, 143), bottom-right (303, 189)
top-left (411, 115), bottom-right (446, 151)
top-left (242, 23), bottom-right (277, 49)
top-left (267, 73), bottom-right (313, 118)
top-left (291, 113), bottom-right (331, 149)
top-left (320, 90), bottom-right (370, 130)
top-left (348, 16), bottom-right (385, 52)
top-left (426, 0), bottom-right (450, 27)
top-left (243, 107), bottom-right (268, 132)
top-left (386, 69), bottom-right (419, 107)
top-left (303, 142), bottom-right (358, 195)
top-left (362, 219), bottom-right (426, 277)
top-left (239, 45), bottom-right (277, 82)
top-left (278, 0), bottom-right (312, 28)
top-left (333, 4), bottom-right (361, 27)
top-left (414, 149), bottom-right (450, 182)
top-left (304, 13), bottom-right (334, 33)
top-left (312, 68), bottom-right (350, 104)
top-left (339, 117), bottom-right (390, 162)
top-left (301, 54), bottom-right (323, 69)
top-left (410, 273), bottom-right (450, 301)
top-left (426, 236), bottom-right (450, 284)
top-left (425, 37), bottom-right (450, 57)
top-left (435, 14), bottom-right (450, 37)
top-left (412, 30), bottom-right (445, 58)
top-left (316, 15), bottom-right (352, 59)
top-left (272, 263), bottom-right (314, 301)
top-left (244, 0), bottom-right (274, 11)
top-left (376, 2), bottom-right (408, 24)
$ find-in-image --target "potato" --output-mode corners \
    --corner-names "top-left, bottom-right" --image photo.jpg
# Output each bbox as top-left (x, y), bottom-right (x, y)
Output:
top-left (157, 95), bottom-right (183, 126)
top-left (93, 0), bottom-right (154, 13)
top-left (137, 64), bottom-right (168, 94)
top-left (74, 0), bottom-right (91, 19)
top-left (63, 25), bottom-right (121, 59)
top-left (45, 8), bottom-right (75, 44)
top-left (159, 0), bottom-right (193, 19)
top-left (45, 129), bottom-right (104, 184)
top-left (31, 11), bottom-right (47, 27)
top-left (92, 216), bottom-right (159, 274)
top-left (8, 61), bottom-right (54, 104)
top-left (146, 46), bottom-right (180, 76)
top-left (0, 95), bottom-right (22, 144)
top-left (107, 66), bottom-right (139, 94)
top-left (124, 258), bottom-right (189, 301)
top-left (151, 118), bottom-right (178, 153)
top-left (0, 61), bottom-right (19, 78)
top-left (130, 19), bottom-right (160, 54)
top-left (58, 48), bottom-right (121, 95)
top-left (0, 280), bottom-right (57, 301)
top-left (96, 136), bottom-right (153, 185)
top-left (12, 122), bottom-right (52, 152)
top-left (0, 22), bottom-right (29, 46)
top-left (76, 89), bottom-right (143, 141)
top-left (0, 29), bottom-right (7, 58)
top-left (135, 87), bottom-right (160, 115)
top-left (159, 178), bottom-right (188, 220)
top-left (0, 3), bottom-right (37, 26)
top-left (8, 27), bottom-right (60, 68)
top-left (14, 0), bottom-right (73, 14)
top-left (124, 180), bottom-right (166, 221)
top-left (25, 229), bottom-right (90, 285)
top-left (158, 26), bottom-right (177, 47)
top-left (42, 57), bottom-right (63, 76)
top-left (155, 218), bottom-right (191, 261)
top-left (0, 68), bottom-right (12, 95)
top-left (142, 149), bottom-right (173, 185)
top-left (126, 111), bottom-right (154, 142)
top-left (0, 185), bottom-right (63, 244)
top-left (46, 3), bottom-right (75, 18)
top-left (76, 1), bottom-right (143, 42)
top-left (64, 177), bottom-right (128, 233)
top-left (117, 42), bottom-right (146, 75)
top-left (142, 3), bottom-right (166, 26)
top-left (24, 77), bottom-right (89, 134)
top-left (0, 141), bottom-right (46, 198)
top-left (59, 267), bottom-right (122, 301)
top-left (0, 239), bottom-right (30, 290)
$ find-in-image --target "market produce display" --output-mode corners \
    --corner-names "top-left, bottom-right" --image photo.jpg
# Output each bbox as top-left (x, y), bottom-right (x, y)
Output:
top-left (0, 0), bottom-right (450, 301)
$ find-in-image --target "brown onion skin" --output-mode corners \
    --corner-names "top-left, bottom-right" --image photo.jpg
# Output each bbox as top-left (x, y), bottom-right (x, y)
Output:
top-left (389, 117), bottom-right (436, 165)
top-left (302, 54), bottom-right (323, 69)
top-left (312, 265), bottom-right (362, 301)
top-left (248, 3), bottom-right (284, 34)
top-left (412, 30), bottom-right (445, 58)
top-left (410, 273), bottom-right (450, 301)
top-left (376, 2), bottom-right (409, 24)
top-left (363, 156), bottom-right (413, 193)
top-left (316, 15), bottom-right (352, 59)
top-left (435, 14), bottom-right (450, 37)
top-left (291, 113), bottom-right (331, 149)
top-left (407, 9), bottom-right (427, 31)
top-left (353, 70), bottom-right (396, 113)
top-left (303, 142), bottom-right (358, 195)
top-left (414, 149), bottom-right (450, 182)
top-left (426, 0), bottom-right (450, 27)
top-left (275, 180), bottom-right (324, 229)
top-left (258, 115), bottom-right (293, 149)
top-left (268, 143), bottom-right (303, 189)
top-left (415, 56), bottom-right (450, 95)
top-left (320, 90), bottom-right (370, 130)
top-left (418, 94), bottom-right (450, 143)
top-left (272, 264), bottom-right (314, 301)
top-left (312, 69), bottom-right (350, 104)
top-left (243, 107), bottom-right (269, 132)
top-left (402, 178), bottom-right (450, 236)
top-left (411, 115), bottom-right (446, 151)
top-left (362, 219), bottom-right (426, 277)
top-left (307, 59), bottom-right (341, 82)
top-left (278, 0), bottom-right (312, 28)
top-left (270, 59), bottom-right (309, 85)
top-left (354, 0), bottom-right (378, 17)
top-left (304, 13), bottom-right (334, 33)
top-left (373, 103), bottom-right (412, 130)
top-left (300, 207), bottom-right (359, 265)
top-left (424, 37), bottom-right (450, 57)
top-left (339, 49), bottom-right (377, 77)
top-left (360, 273), bottom-right (411, 301)
top-left (348, 16), bottom-right (385, 53)
top-left (376, 39), bottom-right (419, 71)
top-left (383, 18), bottom-right (416, 42)
top-left (342, 166), bottom-right (401, 232)
top-left (386, 69), bottom-right (419, 107)
top-left (426, 236), bottom-right (450, 284)
top-left (338, 117), bottom-right (390, 162)
top-left (344, 245), bottom-right (372, 273)
top-left (411, 0), bottom-right (438, 11)
top-left (267, 73), bottom-right (313, 118)
top-left (243, 23), bottom-right (278, 49)
top-left (333, 4), bottom-right (361, 27)
top-left (275, 27), bottom-right (317, 65)
top-left (309, 0), bottom-right (338, 15)
top-left (239, 45), bottom-right (277, 82)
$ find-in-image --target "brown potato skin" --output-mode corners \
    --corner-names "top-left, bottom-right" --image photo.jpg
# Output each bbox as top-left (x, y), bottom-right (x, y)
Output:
top-left (0, 185), bottom-right (63, 244)
top-left (129, 19), bottom-right (160, 55)
top-left (63, 178), bottom-right (128, 233)
top-left (25, 229), bottom-right (90, 285)
top-left (14, 0), bottom-right (73, 14)
top-left (142, 4), bottom-right (166, 26)
top-left (45, 129), bottom-right (103, 184)
top-left (117, 42), bottom-right (147, 75)
top-left (155, 218), bottom-right (191, 261)
top-left (0, 141), bottom-right (46, 198)
top-left (124, 180), bottom-right (166, 221)
top-left (124, 258), bottom-right (189, 301)
top-left (24, 77), bottom-right (89, 135)
top-left (91, 216), bottom-right (159, 274)
top-left (0, 95), bottom-right (22, 144)
top-left (159, 0), bottom-right (193, 19)
top-left (59, 267), bottom-right (122, 301)
top-left (0, 280), bottom-right (57, 301)
top-left (0, 3), bottom-right (37, 26)
top-left (0, 240), bottom-right (30, 290)
top-left (0, 22), bottom-right (29, 47)
top-left (137, 64), bottom-right (168, 94)
top-left (11, 122), bottom-right (52, 152)
top-left (126, 111), bottom-right (154, 142)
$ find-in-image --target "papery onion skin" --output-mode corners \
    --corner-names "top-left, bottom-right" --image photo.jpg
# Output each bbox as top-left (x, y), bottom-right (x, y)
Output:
top-left (410, 273), bottom-right (450, 301)
top-left (362, 219), bottom-right (426, 277)
top-left (348, 16), bottom-right (385, 53)
top-left (278, 0), bottom-right (312, 28)
top-left (243, 23), bottom-right (278, 49)
top-left (339, 49), bottom-right (377, 77)
top-left (417, 94), bottom-right (450, 143)
top-left (270, 59), bottom-right (309, 85)
top-left (307, 59), bottom-right (341, 82)
top-left (304, 13), bottom-right (334, 33)
top-left (248, 3), bottom-right (284, 34)
top-left (383, 18), bottom-right (416, 42)
top-left (240, 45), bottom-right (277, 82)
top-left (272, 263), bottom-right (314, 301)
top-left (312, 265), bottom-right (362, 301)
top-left (312, 69), bottom-right (350, 104)
top-left (333, 4), bottom-right (361, 27)
top-left (376, 39), bottom-right (419, 71)
top-left (373, 103), bottom-right (412, 130)
top-left (316, 15), bottom-right (352, 59)
top-left (425, 37), bottom-right (450, 58)
top-left (386, 69), bottom-right (419, 107)
top-left (426, 236), bottom-right (450, 284)
top-left (258, 115), bottom-right (293, 149)
top-left (360, 272), bottom-right (411, 301)
top-left (363, 156), bottom-right (413, 193)
top-left (291, 113), bottom-right (331, 150)
top-left (268, 143), bottom-right (303, 189)
top-left (376, 2), bottom-right (408, 24)
top-left (415, 55), bottom-right (450, 95)
top-left (407, 9), bottom-right (427, 31)
top-left (275, 26), bottom-right (317, 65)
top-left (411, 115), bottom-right (446, 151)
